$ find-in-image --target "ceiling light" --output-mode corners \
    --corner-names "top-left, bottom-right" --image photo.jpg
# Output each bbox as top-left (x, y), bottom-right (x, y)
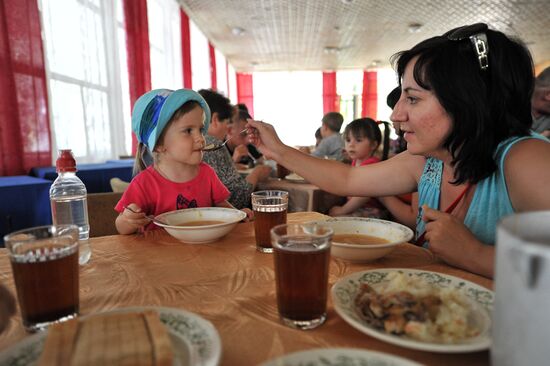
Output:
top-left (340, 0), bottom-right (354, 4)
top-left (231, 27), bottom-right (246, 36)
top-left (408, 23), bottom-right (423, 33)
top-left (324, 46), bottom-right (341, 55)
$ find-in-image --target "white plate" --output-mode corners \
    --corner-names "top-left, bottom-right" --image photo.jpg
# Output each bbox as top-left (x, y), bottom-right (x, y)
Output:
top-left (0, 306), bottom-right (221, 366)
top-left (261, 348), bottom-right (422, 366)
top-left (331, 269), bottom-right (493, 353)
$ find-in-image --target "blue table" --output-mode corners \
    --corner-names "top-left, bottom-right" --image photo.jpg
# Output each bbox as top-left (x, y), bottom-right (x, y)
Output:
top-left (30, 161), bottom-right (133, 193)
top-left (0, 176), bottom-right (53, 245)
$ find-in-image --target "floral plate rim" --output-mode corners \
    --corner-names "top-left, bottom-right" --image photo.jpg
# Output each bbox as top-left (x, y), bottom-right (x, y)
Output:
top-left (0, 306), bottom-right (221, 366)
top-left (331, 268), bottom-right (494, 353)
top-left (260, 347), bottom-right (422, 366)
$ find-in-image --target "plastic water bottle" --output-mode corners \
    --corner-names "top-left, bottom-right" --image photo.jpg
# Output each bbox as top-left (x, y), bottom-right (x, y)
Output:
top-left (49, 149), bottom-right (91, 265)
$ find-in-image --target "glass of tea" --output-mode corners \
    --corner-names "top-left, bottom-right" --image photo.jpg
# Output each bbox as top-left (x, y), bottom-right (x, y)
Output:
top-left (251, 190), bottom-right (289, 253)
top-left (271, 223), bottom-right (333, 330)
top-left (4, 225), bottom-right (80, 332)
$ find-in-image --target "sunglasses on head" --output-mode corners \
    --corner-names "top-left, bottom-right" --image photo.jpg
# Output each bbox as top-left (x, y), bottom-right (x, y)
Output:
top-left (446, 23), bottom-right (489, 71)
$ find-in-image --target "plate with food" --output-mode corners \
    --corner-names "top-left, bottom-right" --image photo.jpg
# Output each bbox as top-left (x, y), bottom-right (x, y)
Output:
top-left (331, 269), bottom-right (493, 353)
top-left (0, 306), bottom-right (221, 366)
top-left (261, 348), bottom-right (421, 366)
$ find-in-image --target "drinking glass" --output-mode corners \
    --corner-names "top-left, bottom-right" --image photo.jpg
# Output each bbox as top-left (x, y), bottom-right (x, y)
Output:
top-left (4, 225), bottom-right (80, 332)
top-left (252, 190), bottom-right (288, 253)
top-left (271, 223), bottom-right (332, 330)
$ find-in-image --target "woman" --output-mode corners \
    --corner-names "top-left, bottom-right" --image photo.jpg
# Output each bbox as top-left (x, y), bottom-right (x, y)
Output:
top-left (247, 23), bottom-right (550, 278)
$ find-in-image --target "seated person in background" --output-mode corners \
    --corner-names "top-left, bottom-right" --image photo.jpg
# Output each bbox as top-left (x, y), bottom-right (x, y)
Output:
top-left (531, 66), bottom-right (550, 137)
top-left (329, 118), bottom-right (391, 218)
top-left (315, 127), bottom-right (322, 147)
top-left (115, 89), bottom-right (252, 235)
top-left (311, 112), bottom-right (345, 160)
top-left (199, 89), bottom-right (271, 209)
top-left (247, 23), bottom-right (550, 278)
top-left (226, 105), bottom-right (264, 168)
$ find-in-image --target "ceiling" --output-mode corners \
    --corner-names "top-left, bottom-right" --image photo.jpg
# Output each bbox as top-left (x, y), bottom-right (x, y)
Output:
top-left (177, 0), bottom-right (550, 73)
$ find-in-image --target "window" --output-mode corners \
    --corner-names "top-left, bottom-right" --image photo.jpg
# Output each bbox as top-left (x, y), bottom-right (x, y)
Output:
top-left (337, 70), bottom-right (363, 124)
top-left (148, 0), bottom-right (182, 90)
top-left (215, 49), bottom-right (228, 96)
top-left (40, 0), bottom-right (130, 163)
top-left (190, 20), bottom-right (211, 91)
top-left (254, 71), bottom-right (323, 147)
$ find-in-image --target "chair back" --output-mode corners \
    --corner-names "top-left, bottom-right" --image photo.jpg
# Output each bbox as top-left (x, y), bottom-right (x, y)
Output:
top-left (87, 192), bottom-right (122, 237)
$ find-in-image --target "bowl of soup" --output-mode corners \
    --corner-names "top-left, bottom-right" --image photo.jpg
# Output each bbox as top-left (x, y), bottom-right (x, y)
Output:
top-left (154, 207), bottom-right (247, 244)
top-left (315, 217), bottom-right (414, 262)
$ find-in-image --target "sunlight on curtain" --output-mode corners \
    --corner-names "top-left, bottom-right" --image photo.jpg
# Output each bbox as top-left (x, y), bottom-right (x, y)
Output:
top-left (215, 49), bottom-right (228, 96)
top-left (40, 0), bottom-right (129, 163)
top-left (148, 0), bottom-right (182, 90)
top-left (227, 63), bottom-right (238, 104)
top-left (190, 21), bottom-right (210, 91)
top-left (254, 71), bottom-right (323, 147)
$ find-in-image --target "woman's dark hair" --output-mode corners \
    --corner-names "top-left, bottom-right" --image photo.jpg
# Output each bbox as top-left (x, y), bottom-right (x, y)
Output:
top-left (344, 118), bottom-right (391, 160)
top-left (133, 101), bottom-right (200, 175)
top-left (391, 24), bottom-right (534, 184)
top-left (198, 89), bottom-right (233, 121)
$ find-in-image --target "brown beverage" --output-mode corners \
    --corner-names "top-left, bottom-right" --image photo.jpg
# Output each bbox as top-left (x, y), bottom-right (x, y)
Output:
top-left (254, 208), bottom-right (287, 250)
top-left (11, 243), bottom-right (79, 330)
top-left (252, 190), bottom-right (288, 253)
top-left (273, 242), bottom-right (330, 322)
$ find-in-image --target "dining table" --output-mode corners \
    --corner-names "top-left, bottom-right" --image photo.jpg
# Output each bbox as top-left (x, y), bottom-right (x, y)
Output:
top-left (0, 212), bottom-right (492, 365)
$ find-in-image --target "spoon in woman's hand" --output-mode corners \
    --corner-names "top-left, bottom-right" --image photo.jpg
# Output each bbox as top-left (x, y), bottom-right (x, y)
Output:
top-left (202, 128), bottom-right (248, 152)
top-left (123, 205), bottom-right (168, 225)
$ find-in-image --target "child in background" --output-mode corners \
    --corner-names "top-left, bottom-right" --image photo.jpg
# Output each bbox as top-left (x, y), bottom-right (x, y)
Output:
top-left (329, 118), bottom-right (390, 218)
top-left (115, 89), bottom-right (251, 235)
top-left (311, 112), bottom-right (345, 160)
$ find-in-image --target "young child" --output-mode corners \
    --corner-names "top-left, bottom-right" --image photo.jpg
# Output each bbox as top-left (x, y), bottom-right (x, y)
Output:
top-left (328, 118), bottom-right (390, 218)
top-left (115, 89), bottom-right (251, 235)
top-left (311, 112), bottom-right (344, 160)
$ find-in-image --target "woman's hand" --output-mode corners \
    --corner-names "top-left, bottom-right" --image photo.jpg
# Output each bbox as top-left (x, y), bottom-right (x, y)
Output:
top-left (329, 205), bottom-right (346, 216)
top-left (245, 120), bottom-right (286, 160)
top-left (422, 205), bottom-right (494, 278)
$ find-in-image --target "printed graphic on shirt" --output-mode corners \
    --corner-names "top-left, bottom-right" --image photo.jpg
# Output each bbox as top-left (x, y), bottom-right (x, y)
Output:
top-left (176, 194), bottom-right (198, 209)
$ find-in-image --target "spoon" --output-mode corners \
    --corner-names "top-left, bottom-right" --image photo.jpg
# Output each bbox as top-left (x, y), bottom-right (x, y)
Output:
top-left (123, 205), bottom-right (168, 225)
top-left (202, 128), bottom-right (248, 152)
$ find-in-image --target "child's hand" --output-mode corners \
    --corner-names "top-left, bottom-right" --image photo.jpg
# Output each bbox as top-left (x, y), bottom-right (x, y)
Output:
top-left (241, 208), bottom-right (254, 222)
top-left (119, 204), bottom-right (150, 233)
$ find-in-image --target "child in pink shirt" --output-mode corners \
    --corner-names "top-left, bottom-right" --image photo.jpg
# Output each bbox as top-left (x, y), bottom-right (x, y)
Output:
top-left (115, 89), bottom-right (251, 234)
top-left (329, 118), bottom-right (390, 218)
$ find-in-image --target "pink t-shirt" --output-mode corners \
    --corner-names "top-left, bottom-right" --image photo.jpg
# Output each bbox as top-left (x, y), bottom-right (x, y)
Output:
top-left (115, 163), bottom-right (230, 230)
top-left (352, 156), bottom-right (380, 167)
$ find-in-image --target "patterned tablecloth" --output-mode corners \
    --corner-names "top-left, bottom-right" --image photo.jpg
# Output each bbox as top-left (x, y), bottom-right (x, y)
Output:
top-left (0, 212), bottom-right (492, 365)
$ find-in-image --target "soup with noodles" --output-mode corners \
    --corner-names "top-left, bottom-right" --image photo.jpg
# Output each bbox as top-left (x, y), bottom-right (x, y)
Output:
top-left (333, 233), bottom-right (389, 245)
top-left (177, 220), bottom-right (225, 226)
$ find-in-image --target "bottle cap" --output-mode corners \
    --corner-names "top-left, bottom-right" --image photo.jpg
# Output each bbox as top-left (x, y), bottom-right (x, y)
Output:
top-left (56, 149), bottom-right (77, 173)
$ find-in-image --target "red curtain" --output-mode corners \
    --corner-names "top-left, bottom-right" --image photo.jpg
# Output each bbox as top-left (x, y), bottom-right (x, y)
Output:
top-left (236, 73), bottom-right (254, 117)
top-left (362, 71), bottom-right (377, 119)
top-left (322, 71), bottom-right (339, 114)
top-left (180, 9), bottom-right (192, 89)
top-left (209, 42), bottom-right (217, 90)
top-left (0, 0), bottom-right (51, 176)
top-left (123, 0), bottom-right (151, 154)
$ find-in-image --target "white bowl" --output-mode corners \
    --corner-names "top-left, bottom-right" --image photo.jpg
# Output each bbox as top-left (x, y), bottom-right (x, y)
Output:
top-left (154, 207), bottom-right (247, 244)
top-left (313, 217), bottom-right (414, 262)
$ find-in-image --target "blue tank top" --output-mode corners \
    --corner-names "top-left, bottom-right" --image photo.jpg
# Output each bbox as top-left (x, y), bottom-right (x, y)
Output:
top-left (416, 134), bottom-right (547, 245)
